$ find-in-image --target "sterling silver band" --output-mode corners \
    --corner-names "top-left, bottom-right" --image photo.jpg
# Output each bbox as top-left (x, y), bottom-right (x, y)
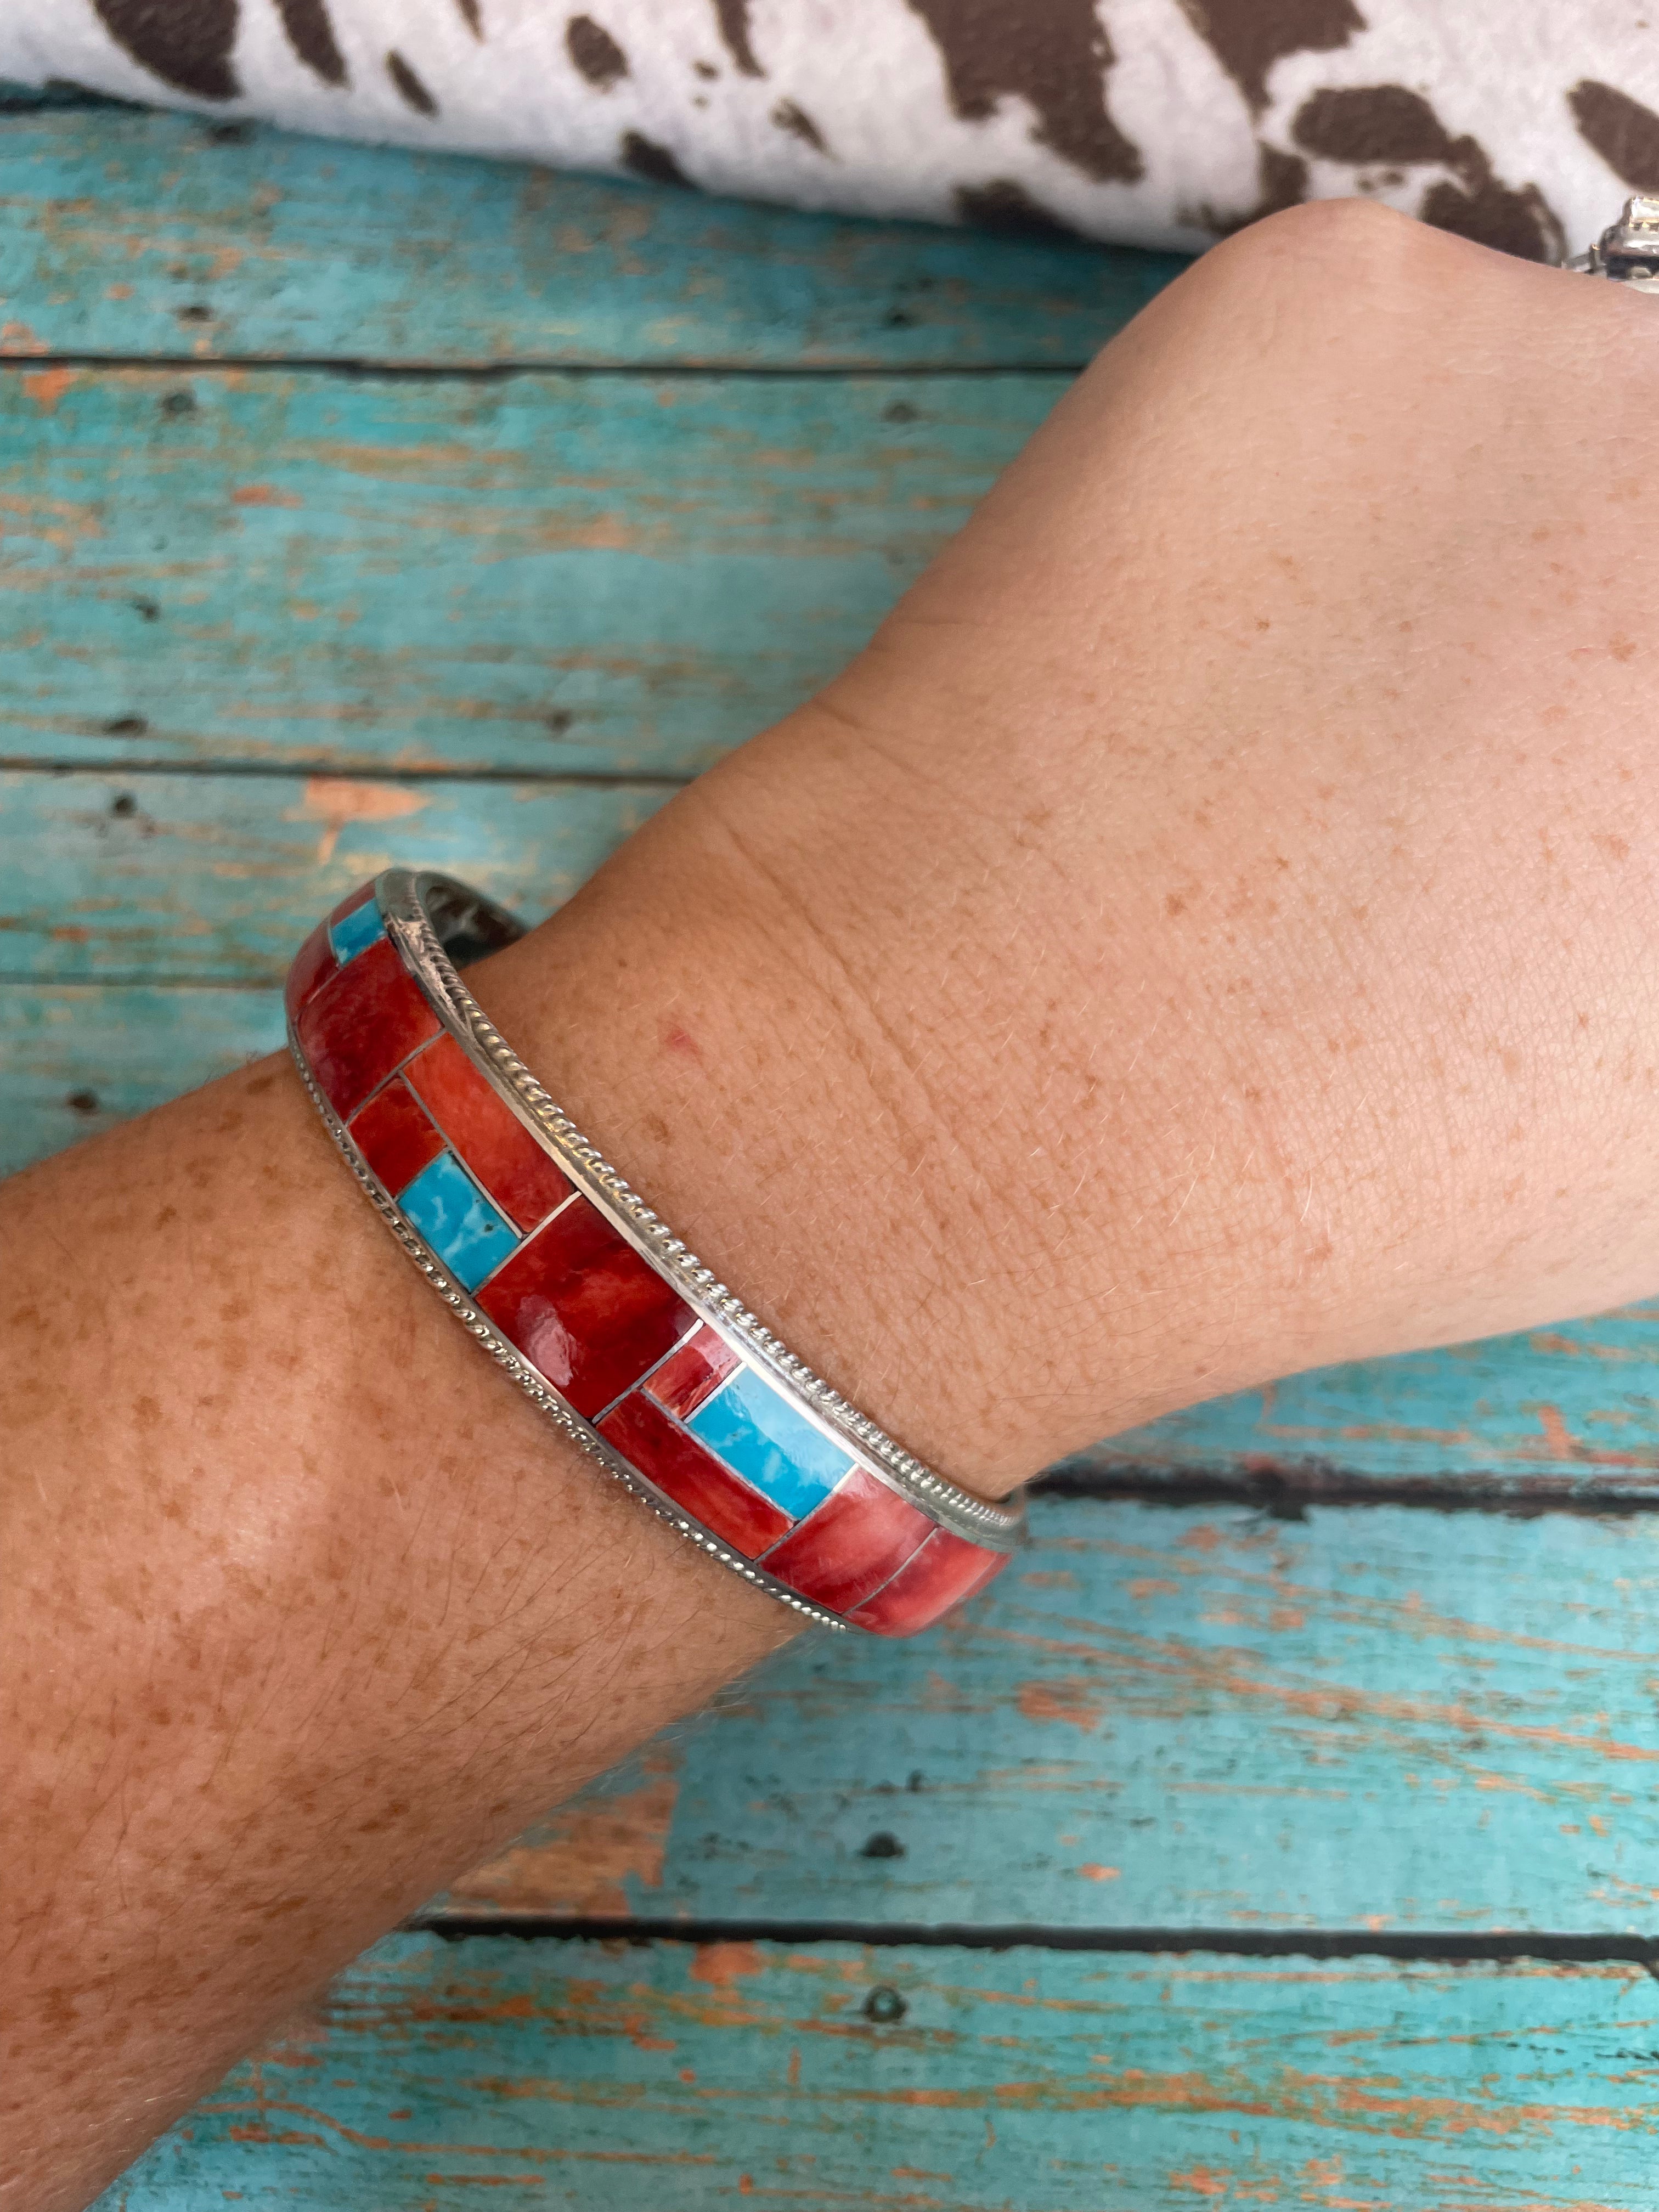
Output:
top-left (380, 867), bottom-right (1025, 1553)
top-left (292, 1045), bottom-right (860, 1632)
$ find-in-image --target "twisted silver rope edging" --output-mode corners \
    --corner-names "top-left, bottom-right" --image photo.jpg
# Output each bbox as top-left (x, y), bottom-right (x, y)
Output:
top-left (289, 1039), bottom-right (853, 1631)
top-left (382, 867), bottom-right (1023, 1553)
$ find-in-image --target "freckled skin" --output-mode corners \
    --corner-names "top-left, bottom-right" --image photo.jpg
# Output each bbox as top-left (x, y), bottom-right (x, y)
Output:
top-left (0, 1054), bottom-right (794, 2208)
top-left (12, 202), bottom-right (1659, 2206)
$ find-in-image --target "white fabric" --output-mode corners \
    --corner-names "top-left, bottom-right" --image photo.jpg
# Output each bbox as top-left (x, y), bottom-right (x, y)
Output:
top-left (1, 1), bottom-right (1654, 261)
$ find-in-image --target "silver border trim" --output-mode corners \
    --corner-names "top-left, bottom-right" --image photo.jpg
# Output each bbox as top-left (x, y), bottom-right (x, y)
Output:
top-left (289, 1041), bottom-right (854, 1632)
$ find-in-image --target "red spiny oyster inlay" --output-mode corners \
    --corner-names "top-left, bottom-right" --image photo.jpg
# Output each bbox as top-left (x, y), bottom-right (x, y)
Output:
top-left (644, 1322), bottom-right (740, 1421)
top-left (286, 880), bottom-right (1011, 1638)
top-left (759, 1466), bottom-right (935, 1613)
top-left (599, 1392), bottom-right (792, 1558)
top-left (349, 1077), bottom-right (444, 1198)
top-left (404, 1030), bottom-right (572, 1232)
top-left (284, 918), bottom-right (338, 1023)
top-left (846, 1527), bottom-right (1008, 1638)
top-left (477, 1194), bottom-right (694, 1418)
top-left (295, 934), bottom-right (441, 1121)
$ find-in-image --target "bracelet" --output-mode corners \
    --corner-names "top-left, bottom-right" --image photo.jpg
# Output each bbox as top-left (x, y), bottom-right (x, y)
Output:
top-left (286, 869), bottom-right (1023, 1635)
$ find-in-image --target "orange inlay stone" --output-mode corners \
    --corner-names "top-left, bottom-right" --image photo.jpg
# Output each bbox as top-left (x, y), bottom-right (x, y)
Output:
top-left (600, 1392), bottom-right (791, 1559)
top-left (295, 934), bottom-right (439, 1122)
top-left (405, 1030), bottom-right (572, 1232)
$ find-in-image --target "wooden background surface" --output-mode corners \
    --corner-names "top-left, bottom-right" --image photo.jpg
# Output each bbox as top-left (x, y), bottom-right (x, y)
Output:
top-left (9, 92), bottom-right (1659, 2211)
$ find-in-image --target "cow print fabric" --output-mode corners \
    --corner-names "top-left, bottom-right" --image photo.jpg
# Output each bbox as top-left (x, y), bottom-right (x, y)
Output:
top-left (2, 1), bottom-right (1655, 261)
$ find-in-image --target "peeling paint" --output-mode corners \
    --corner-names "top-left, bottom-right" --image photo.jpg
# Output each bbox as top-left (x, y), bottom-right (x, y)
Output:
top-left (117, 1936), bottom-right (1659, 2208)
top-left (445, 1747), bottom-right (681, 1919)
top-left (20, 363), bottom-right (80, 413)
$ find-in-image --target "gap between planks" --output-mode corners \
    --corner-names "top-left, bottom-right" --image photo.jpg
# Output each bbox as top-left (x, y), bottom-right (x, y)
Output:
top-left (0, 352), bottom-right (1093, 380)
top-left (408, 1916), bottom-right (1659, 1970)
top-left (0, 755), bottom-right (688, 789)
top-left (1034, 1462), bottom-right (1659, 1517)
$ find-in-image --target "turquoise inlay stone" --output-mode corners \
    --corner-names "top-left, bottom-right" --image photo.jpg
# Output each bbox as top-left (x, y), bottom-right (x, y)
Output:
top-left (687, 1365), bottom-right (853, 1521)
top-left (398, 1150), bottom-right (518, 1292)
top-left (329, 897), bottom-right (387, 967)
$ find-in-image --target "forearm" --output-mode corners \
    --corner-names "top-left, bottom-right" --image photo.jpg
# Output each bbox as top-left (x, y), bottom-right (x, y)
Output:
top-left (0, 854), bottom-right (813, 2208)
top-left (0, 732), bottom-right (1077, 2207)
top-left (0, 685), bottom-right (1334, 2201)
top-left (0, 732), bottom-right (1640, 2212)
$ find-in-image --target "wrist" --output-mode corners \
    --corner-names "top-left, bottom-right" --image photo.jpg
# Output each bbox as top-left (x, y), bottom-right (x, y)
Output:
top-left (470, 729), bottom-right (1015, 1497)
top-left (472, 707), bottom-right (1078, 1499)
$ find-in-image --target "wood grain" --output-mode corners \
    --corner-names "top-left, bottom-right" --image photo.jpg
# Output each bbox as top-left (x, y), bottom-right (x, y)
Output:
top-left (0, 361), bottom-right (1054, 777)
top-left (0, 108), bottom-right (1183, 373)
top-left (1087, 1323), bottom-right (1659, 1497)
top-left (0, 984), bottom-right (285, 1170)
top-left (94, 1933), bottom-right (1659, 2210)
top-left (431, 1498), bottom-right (1659, 1933)
top-left (0, 768), bottom-right (665, 980)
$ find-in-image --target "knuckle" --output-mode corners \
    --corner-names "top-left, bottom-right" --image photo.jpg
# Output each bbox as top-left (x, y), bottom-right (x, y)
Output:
top-left (1172, 196), bottom-right (1515, 365)
top-left (1204, 195), bottom-right (1432, 292)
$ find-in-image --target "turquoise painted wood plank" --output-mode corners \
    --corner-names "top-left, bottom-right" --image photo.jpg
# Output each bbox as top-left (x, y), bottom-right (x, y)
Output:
top-left (434, 1499), bottom-right (1659, 1932)
top-left (0, 107), bottom-right (1184, 371)
top-left (1083, 1319), bottom-right (1659, 1495)
top-left (0, 983), bottom-right (285, 1174)
top-left (0, 363), bottom-right (1054, 776)
top-left (94, 1933), bottom-right (1659, 2211)
top-left (0, 769), bottom-right (667, 981)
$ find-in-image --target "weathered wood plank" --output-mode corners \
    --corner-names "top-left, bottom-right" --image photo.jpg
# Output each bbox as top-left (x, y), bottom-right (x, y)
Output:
top-left (0, 107), bottom-right (1183, 372)
top-left (0, 362), bottom-right (1054, 776)
top-left (1087, 1324), bottom-right (1659, 1496)
top-left (0, 769), bottom-right (664, 981)
top-left (94, 1933), bottom-right (1659, 2210)
top-left (0, 983), bottom-right (284, 1173)
top-left (433, 1499), bottom-right (1659, 1932)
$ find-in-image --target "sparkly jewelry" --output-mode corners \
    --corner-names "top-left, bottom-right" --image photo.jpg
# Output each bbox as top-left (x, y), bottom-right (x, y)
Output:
top-left (287, 870), bottom-right (1022, 1635)
top-left (1573, 195), bottom-right (1659, 285)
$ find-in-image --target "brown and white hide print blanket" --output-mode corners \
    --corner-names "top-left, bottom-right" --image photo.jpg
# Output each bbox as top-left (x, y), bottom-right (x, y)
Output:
top-left (2, 2), bottom-right (1656, 262)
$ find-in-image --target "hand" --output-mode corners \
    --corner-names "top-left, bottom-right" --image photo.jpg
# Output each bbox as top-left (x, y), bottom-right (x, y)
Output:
top-left (483, 198), bottom-right (1659, 1494)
